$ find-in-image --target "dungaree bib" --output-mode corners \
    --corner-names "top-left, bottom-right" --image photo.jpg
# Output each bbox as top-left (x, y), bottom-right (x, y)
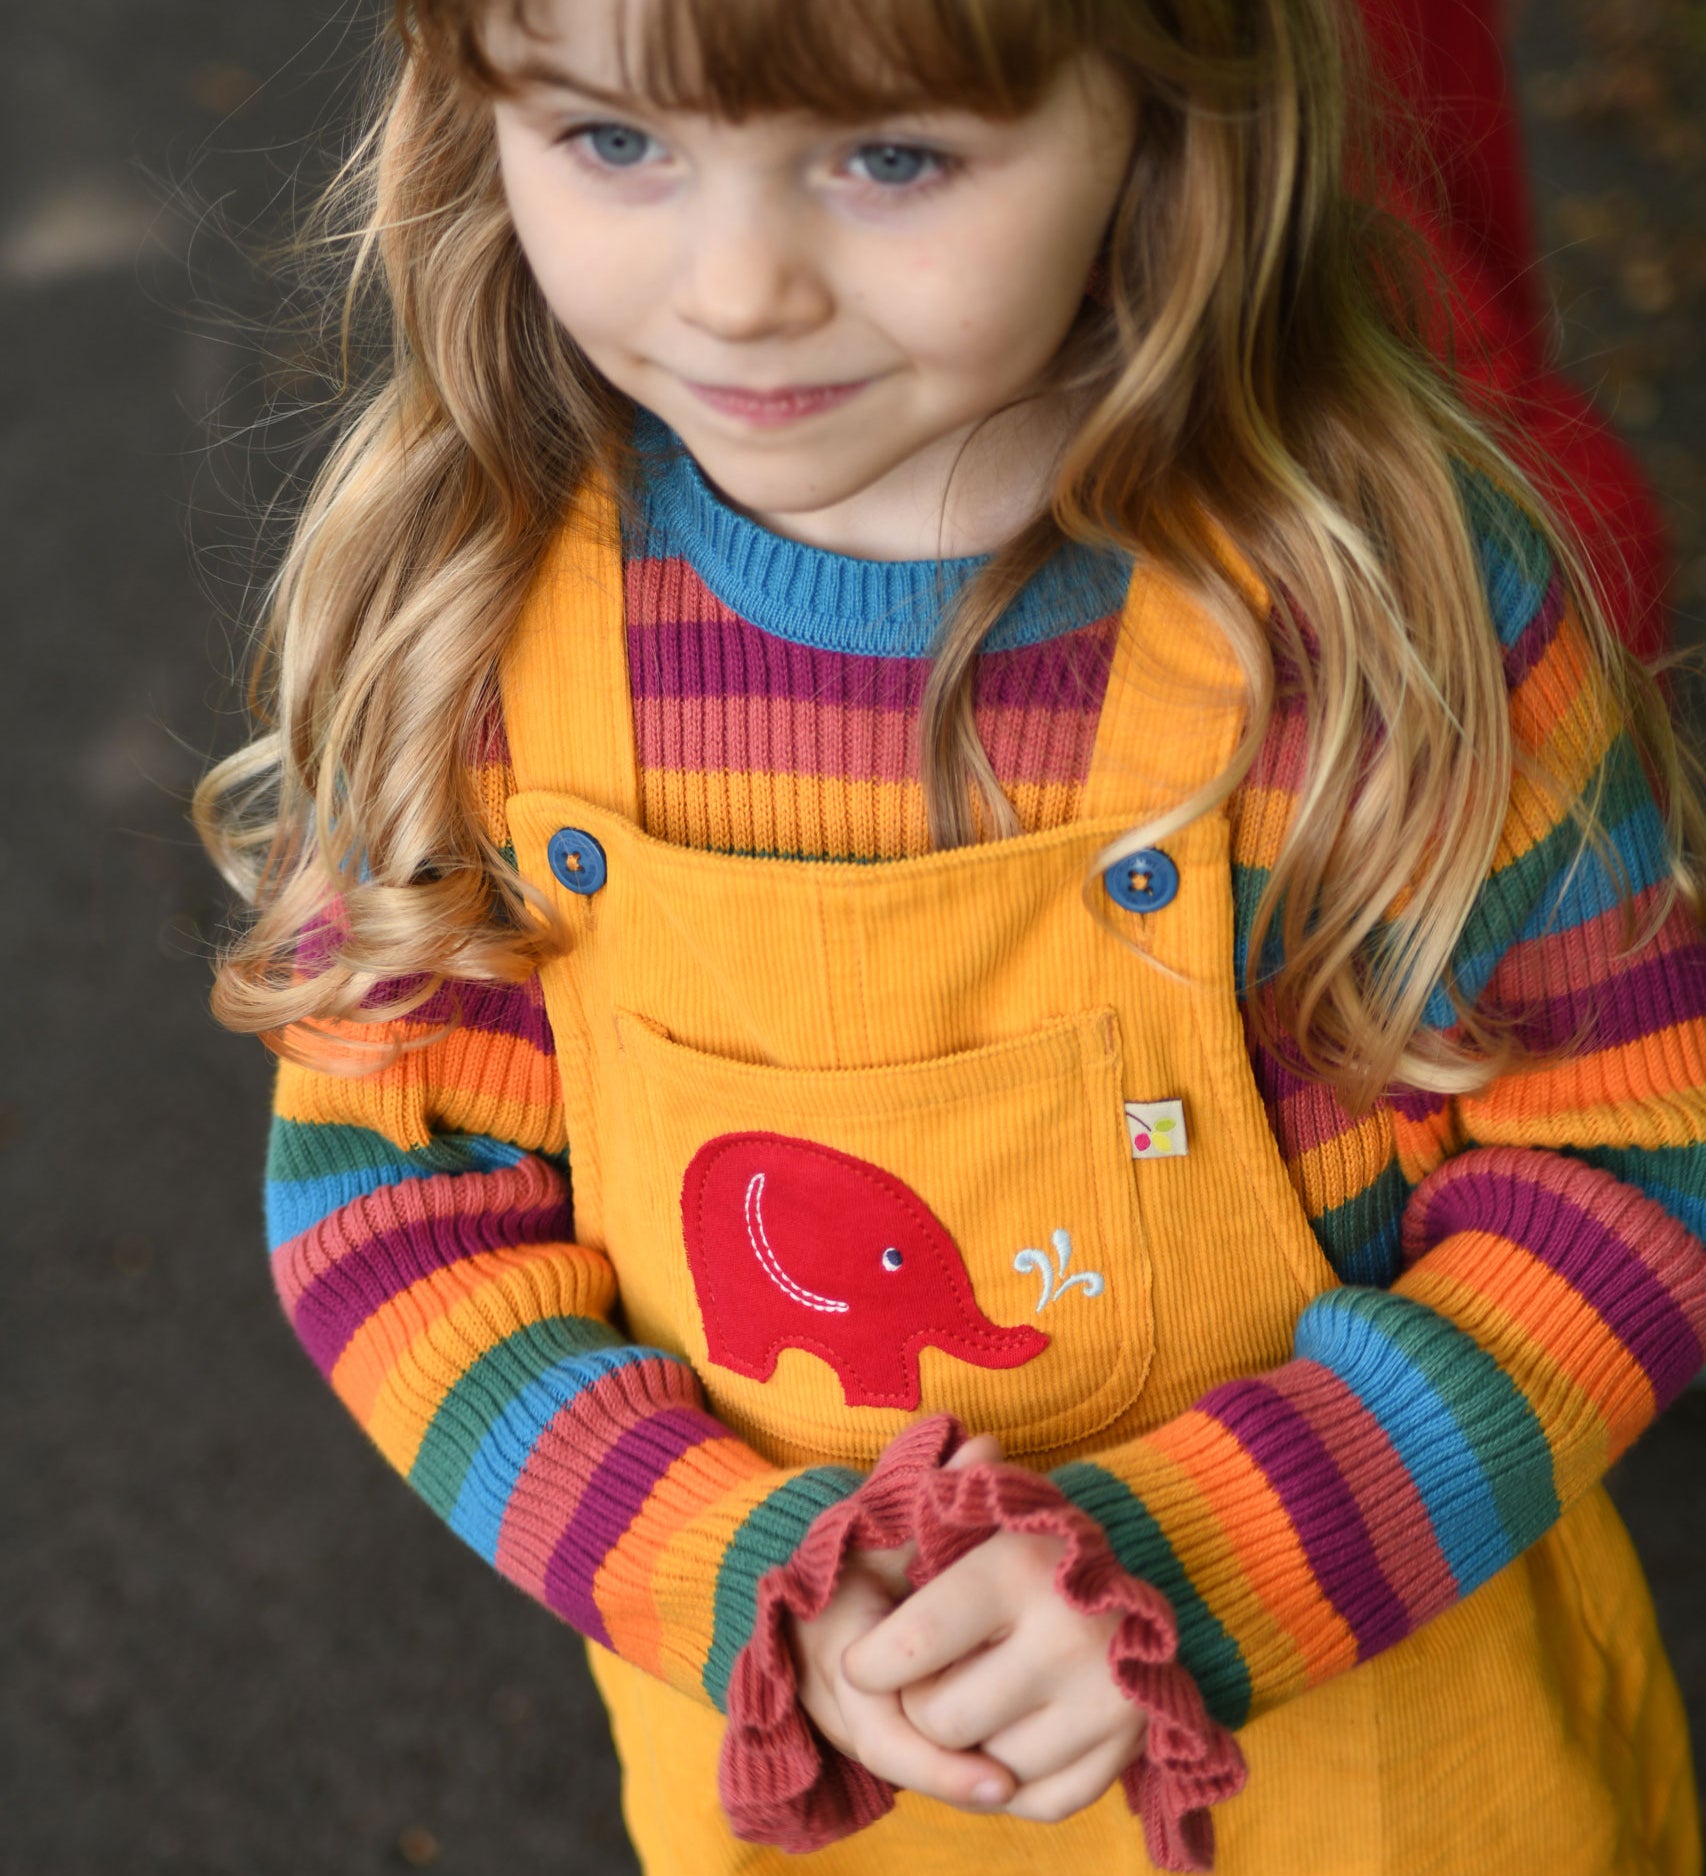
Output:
top-left (501, 494), bottom-right (1695, 1876)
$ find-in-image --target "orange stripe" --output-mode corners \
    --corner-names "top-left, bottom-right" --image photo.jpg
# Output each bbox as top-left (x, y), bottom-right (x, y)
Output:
top-left (1403, 1236), bottom-right (1655, 1450)
top-left (593, 1437), bottom-right (776, 1675)
top-left (331, 1247), bottom-right (608, 1456)
top-left (1286, 1106), bottom-right (1394, 1217)
top-left (1467, 1020), bottom-right (1706, 1143)
top-left (1400, 1258), bottom-right (1622, 1495)
top-left (643, 1463), bottom-right (808, 1693)
top-left (1148, 1409), bottom-right (1358, 1694)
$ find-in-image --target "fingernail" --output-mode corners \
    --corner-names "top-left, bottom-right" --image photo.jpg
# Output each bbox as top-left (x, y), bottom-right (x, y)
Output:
top-left (972, 1780), bottom-right (1006, 1805)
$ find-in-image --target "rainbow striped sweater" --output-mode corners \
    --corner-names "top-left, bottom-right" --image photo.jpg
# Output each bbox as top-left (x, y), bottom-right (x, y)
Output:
top-left (266, 447), bottom-right (1706, 1734)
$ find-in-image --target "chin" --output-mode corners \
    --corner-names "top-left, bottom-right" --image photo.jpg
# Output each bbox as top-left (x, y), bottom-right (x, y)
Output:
top-left (685, 444), bottom-right (884, 521)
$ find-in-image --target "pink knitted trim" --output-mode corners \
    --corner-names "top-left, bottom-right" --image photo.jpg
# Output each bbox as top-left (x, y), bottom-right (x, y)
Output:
top-left (720, 1416), bottom-right (1246, 1870)
top-left (717, 1416), bottom-right (958, 1847)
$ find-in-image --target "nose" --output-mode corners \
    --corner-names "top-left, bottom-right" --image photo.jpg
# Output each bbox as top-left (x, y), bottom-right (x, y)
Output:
top-left (672, 195), bottom-right (832, 341)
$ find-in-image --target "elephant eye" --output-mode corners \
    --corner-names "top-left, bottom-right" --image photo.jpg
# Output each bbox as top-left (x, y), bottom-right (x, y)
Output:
top-left (880, 1247), bottom-right (904, 1271)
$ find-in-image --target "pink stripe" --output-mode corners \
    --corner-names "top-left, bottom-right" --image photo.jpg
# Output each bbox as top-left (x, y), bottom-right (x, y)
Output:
top-left (632, 692), bottom-right (1105, 788)
top-left (1491, 886), bottom-right (1696, 1005)
top-left (1405, 1152), bottom-right (1706, 1403)
top-left (1266, 1361), bottom-right (1457, 1624)
top-left (272, 1161), bottom-right (563, 1315)
top-left (494, 1358), bottom-right (702, 1599)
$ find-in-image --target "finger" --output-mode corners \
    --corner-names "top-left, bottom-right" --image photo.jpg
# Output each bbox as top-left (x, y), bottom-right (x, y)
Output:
top-left (944, 1431), bottom-right (1003, 1471)
top-left (841, 1566), bottom-right (1008, 1695)
top-left (789, 1570), bottom-right (901, 1758)
top-left (1000, 1727), bottom-right (1142, 1826)
top-left (981, 1692), bottom-right (1144, 1787)
top-left (851, 1539), bottom-right (917, 1600)
top-left (899, 1641), bottom-right (1050, 1751)
top-left (841, 1689), bottom-right (1016, 1811)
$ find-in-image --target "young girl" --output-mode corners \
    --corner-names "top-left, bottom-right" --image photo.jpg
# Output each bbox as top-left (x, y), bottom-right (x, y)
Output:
top-left (196, 0), bottom-right (1706, 1870)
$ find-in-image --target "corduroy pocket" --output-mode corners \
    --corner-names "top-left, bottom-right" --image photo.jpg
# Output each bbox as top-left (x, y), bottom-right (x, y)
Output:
top-left (607, 1005), bottom-right (1152, 1470)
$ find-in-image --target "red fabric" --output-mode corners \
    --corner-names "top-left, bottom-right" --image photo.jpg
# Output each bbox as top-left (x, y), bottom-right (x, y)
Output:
top-left (682, 1134), bottom-right (1047, 1409)
top-left (1358, 0), bottom-right (1672, 656)
top-left (719, 1415), bottom-right (1246, 1871)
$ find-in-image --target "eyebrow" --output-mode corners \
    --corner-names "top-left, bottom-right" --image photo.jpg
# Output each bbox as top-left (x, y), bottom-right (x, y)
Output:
top-left (504, 56), bottom-right (641, 110)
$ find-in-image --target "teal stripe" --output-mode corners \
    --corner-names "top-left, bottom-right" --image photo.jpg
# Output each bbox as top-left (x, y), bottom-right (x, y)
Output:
top-left (408, 1317), bottom-right (631, 1520)
top-left (446, 1344), bottom-right (678, 1561)
top-left (1417, 740), bottom-right (1659, 1030)
top-left (1465, 739), bottom-right (1655, 956)
top-left (1457, 469), bottom-right (1553, 644)
top-left (1230, 863), bottom-right (1288, 989)
top-left (265, 1118), bottom-right (527, 1249)
top-left (1311, 1159), bottom-right (1410, 1286)
top-left (702, 1467), bottom-right (862, 1713)
top-left (1297, 1289), bottom-right (1558, 1588)
top-left (1054, 1459), bottom-right (1252, 1728)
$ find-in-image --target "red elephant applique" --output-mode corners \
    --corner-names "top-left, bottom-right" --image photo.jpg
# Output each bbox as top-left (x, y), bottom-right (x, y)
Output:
top-left (680, 1131), bottom-right (1048, 1409)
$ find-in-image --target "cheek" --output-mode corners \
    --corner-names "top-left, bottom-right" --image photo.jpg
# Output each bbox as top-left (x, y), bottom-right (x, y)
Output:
top-left (516, 212), bottom-right (655, 348)
top-left (889, 227), bottom-right (1091, 381)
top-left (497, 142), bottom-right (651, 345)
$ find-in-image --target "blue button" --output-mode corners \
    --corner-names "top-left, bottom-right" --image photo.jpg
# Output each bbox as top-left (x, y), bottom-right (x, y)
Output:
top-left (1103, 847), bottom-right (1178, 913)
top-left (548, 828), bottom-right (607, 895)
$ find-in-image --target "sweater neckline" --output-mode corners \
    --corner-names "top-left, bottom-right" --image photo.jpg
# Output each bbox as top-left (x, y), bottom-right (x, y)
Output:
top-left (623, 413), bottom-right (1132, 660)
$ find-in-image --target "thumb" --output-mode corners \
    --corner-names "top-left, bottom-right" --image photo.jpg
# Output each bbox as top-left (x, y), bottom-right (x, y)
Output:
top-left (945, 1431), bottom-right (1002, 1471)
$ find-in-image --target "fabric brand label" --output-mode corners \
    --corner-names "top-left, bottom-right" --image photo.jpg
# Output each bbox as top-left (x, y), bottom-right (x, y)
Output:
top-left (1125, 1099), bottom-right (1187, 1159)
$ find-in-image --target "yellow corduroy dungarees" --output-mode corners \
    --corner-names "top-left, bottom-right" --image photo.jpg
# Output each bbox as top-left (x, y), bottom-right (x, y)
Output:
top-left (500, 495), bottom-right (1696, 1876)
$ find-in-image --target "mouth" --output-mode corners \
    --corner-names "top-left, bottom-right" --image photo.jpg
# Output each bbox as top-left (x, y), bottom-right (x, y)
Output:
top-left (680, 378), bottom-right (871, 426)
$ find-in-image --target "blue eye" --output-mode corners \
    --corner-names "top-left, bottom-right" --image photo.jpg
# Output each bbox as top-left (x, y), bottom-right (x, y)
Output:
top-left (577, 123), bottom-right (656, 168)
top-left (881, 1247), bottom-right (904, 1271)
top-left (850, 144), bottom-right (938, 188)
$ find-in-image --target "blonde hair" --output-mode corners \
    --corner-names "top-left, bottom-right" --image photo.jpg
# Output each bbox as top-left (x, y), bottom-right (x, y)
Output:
top-left (195, 0), bottom-right (1702, 1106)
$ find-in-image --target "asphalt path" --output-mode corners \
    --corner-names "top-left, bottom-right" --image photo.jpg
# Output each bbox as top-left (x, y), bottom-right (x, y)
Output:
top-left (3, 4), bottom-right (1700, 1871)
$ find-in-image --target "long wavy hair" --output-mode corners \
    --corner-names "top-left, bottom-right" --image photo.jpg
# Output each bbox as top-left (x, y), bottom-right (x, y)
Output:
top-left (195, 0), bottom-right (1702, 1107)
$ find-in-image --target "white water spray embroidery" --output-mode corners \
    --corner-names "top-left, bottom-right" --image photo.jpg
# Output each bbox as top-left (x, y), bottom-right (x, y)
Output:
top-left (1013, 1229), bottom-right (1105, 1313)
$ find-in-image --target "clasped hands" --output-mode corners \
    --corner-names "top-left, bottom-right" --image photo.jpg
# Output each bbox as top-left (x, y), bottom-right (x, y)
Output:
top-left (786, 1432), bottom-right (1147, 1825)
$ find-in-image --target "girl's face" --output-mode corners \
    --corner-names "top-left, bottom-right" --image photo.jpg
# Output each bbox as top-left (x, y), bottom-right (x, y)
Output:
top-left (488, 1), bottom-right (1136, 559)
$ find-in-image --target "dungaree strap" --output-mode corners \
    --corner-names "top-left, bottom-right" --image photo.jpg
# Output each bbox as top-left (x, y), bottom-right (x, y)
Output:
top-left (1079, 545), bottom-right (1259, 827)
top-left (501, 473), bottom-right (641, 820)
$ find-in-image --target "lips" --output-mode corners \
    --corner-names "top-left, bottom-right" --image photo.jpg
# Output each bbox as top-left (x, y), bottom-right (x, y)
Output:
top-left (681, 378), bottom-right (870, 426)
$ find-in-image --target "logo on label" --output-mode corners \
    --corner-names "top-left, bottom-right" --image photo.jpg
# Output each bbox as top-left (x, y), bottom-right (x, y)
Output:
top-left (1125, 1099), bottom-right (1187, 1159)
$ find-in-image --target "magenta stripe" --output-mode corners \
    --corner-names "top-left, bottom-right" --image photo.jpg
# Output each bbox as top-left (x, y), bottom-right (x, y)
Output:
top-left (625, 611), bottom-right (1116, 709)
top-left (291, 1196), bottom-right (570, 1374)
top-left (1501, 576), bottom-right (1567, 688)
top-left (1502, 947), bottom-right (1706, 1055)
top-left (1199, 1376), bottom-right (1413, 1655)
top-left (401, 977), bottom-right (556, 1052)
top-left (541, 1406), bottom-right (726, 1643)
top-left (1422, 1168), bottom-right (1704, 1401)
top-left (1387, 1086), bottom-right (1451, 1123)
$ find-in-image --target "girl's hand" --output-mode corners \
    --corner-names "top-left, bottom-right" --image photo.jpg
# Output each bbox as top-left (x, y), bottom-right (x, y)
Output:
top-left (786, 1434), bottom-right (1019, 1813)
top-left (841, 1521), bottom-right (1146, 1825)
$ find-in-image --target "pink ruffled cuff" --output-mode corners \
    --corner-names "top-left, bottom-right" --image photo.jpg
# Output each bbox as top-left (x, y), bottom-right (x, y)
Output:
top-left (719, 1415), bottom-right (1246, 1871)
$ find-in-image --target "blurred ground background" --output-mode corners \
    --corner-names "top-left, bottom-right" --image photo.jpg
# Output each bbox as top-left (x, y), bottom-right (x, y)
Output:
top-left (2, 2), bottom-right (1702, 1872)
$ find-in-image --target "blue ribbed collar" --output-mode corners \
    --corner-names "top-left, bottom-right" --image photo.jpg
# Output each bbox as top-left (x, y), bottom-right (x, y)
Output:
top-left (622, 413), bottom-right (1132, 659)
